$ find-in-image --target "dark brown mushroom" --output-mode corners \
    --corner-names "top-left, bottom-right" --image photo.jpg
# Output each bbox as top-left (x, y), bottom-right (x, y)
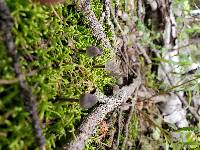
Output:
top-left (86, 46), bottom-right (103, 57)
top-left (79, 93), bottom-right (97, 109)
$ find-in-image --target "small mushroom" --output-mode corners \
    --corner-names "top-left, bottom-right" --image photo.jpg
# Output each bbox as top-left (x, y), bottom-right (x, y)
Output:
top-left (79, 93), bottom-right (97, 109)
top-left (86, 46), bottom-right (103, 57)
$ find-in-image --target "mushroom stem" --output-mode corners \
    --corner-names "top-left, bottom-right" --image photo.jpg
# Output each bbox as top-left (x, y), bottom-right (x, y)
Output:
top-left (78, 50), bottom-right (86, 54)
top-left (93, 65), bottom-right (105, 68)
top-left (56, 97), bottom-right (79, 102)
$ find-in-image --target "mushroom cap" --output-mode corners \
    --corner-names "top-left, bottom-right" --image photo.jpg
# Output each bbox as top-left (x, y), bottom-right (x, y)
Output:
top-left (79, 93), bottom-right (97, 109)
top-left (86, 46), bottom-right (103, 57)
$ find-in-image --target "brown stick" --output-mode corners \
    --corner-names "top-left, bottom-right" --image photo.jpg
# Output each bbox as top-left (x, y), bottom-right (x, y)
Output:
top-left (64, 79), bottom-right (141, 150)
top-left (0, 1), bottom-right (45, 149)
top-left (121, 89), bottom-right (138, 149)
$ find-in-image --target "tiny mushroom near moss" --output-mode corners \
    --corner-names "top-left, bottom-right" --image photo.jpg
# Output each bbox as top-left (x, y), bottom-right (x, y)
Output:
top-left (86, 46), bottom-right (103, 57)
top-left (79, 93), bottom-right (97, 109)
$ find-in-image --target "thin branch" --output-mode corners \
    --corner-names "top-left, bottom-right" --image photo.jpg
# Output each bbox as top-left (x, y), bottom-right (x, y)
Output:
top-left (109, 5), bottom-right (137, 75)
top-left (64, 78), bottom-right (141, 150)
top-left (169, 41), bottom-right (199, 52)
top-left (104, 0), bottom-right (116, 45)
top-left (0, 1), bottom-right (45, 149)
top-left (169, 1), bottom-right (177, 39)
top-left (77, 0), bottom-right (115, 55)
top-left (137, 0), bottom-right (144, 21)
top-left (107, 111), bottom-right (117, 148)
top-left (114, 0), bottom-right (119, 18)
top-left (116, 108), bottom-right (123, 149)
top-left (121, 89), bottom-right (138, 149)
top-left (137, 43), bottom-right (152, 64)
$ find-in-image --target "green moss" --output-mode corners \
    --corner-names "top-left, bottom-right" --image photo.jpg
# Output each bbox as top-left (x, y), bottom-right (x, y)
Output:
top-left (0, 0), bottom-right (114, 149)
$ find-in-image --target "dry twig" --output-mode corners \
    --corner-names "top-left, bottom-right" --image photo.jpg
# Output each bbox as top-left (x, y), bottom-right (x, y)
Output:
top-left (137, 43), bottom-right (152, 64)
top-left (0, 1), bottom-right (45, 149)
top-left (121, 89), bottom-right (138, 149)
top-left (65, 78), bottom-right (141, 150)
top-left (77, 0), bottom-right (114, 54)
top-left (104, 0), bottom-right (116, 45)
top-left (114, 0), bottom-right (119, 18)
top-left (115, 108), bottom-right (123, 149)
top-left (107, 111), bottom-right (117, 148)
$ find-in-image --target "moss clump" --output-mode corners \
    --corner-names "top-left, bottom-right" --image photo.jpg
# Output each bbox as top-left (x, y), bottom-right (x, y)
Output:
top-left (0, 0), bottom-right (114, 149)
